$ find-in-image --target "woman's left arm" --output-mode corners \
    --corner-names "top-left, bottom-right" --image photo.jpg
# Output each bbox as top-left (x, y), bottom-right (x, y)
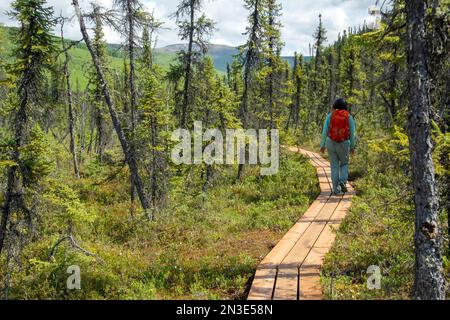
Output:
top-left (349, 115), bottom-right (356, 150)
top-left (320, 113), bottom-right (331, 149)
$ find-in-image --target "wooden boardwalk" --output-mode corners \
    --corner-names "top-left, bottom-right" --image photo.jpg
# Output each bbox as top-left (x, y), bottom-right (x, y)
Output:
top-left (247, 147), bottom-right (354, 300)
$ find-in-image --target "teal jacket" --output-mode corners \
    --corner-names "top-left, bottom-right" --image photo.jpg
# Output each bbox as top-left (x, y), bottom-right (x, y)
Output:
top-left (320, 112), bottom-right (356, 149)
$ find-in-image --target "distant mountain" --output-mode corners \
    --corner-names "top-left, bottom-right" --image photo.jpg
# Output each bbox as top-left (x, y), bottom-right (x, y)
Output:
top-left (1, 25), bottom-right (310, 85)
top-left (154, 43), bottom-right (239, 72)
top-left (102, 43), bottom-right (240, 74)
top-left (154, 43), bottom-right (312, 73)
top-left (108, 42), bottom-right (313, 72)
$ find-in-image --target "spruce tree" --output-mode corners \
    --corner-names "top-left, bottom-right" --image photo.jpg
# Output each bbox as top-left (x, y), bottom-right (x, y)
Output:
top-left (113, 0), bottom-right (145, 133)
top-left (191, 57), bottom-right (238, 191)
top-left (141, 24), bottom-right (152, 69)
top-left (286, 52), bottom-right (303, 130)
top-left (87, 3), bottom-right (110, 160)
top-left (0, 26), bottom-right (6, 117)
top-left (137, 65), bottom-right (171, 215)
top-left (230, 59), bottom-right (243, 98)
top-left (238, 0), bottom-right (265, 128)
top-left (236, 0), bottom-right (266, 180)
top-left (260, 0), bottom-right (284, 129)
top-left (174, 0), bottom-right (215, 128)
top-left (309, 13), bottom-right (328, 124)
top-left (312, 13), bottom-right (327, 88)
top-left (0, 0), bottom-right (56, 255)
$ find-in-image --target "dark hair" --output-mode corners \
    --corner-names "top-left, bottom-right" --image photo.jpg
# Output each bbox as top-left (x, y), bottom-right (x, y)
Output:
top-left (333, 98), bottom-right (348, 110)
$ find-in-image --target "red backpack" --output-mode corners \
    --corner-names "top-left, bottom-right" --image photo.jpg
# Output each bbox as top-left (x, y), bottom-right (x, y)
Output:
top-left (328, 110), bottom-right (350, 142)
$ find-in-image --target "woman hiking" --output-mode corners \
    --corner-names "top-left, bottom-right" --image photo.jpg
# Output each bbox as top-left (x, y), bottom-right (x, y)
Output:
top-left (320, 98), bottom-right (356, 195)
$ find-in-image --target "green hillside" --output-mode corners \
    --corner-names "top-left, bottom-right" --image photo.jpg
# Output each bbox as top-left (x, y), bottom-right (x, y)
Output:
top-left (1, 25), bottom-right (306, 87)
top-left (0, 26), bottom-right (177, 89)
top-left (68, 43), bottom-right (177, 88)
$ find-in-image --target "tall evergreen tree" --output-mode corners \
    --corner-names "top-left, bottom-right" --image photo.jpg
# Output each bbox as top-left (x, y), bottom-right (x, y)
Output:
top-left (339, 35), bottom-right (364, 108)
top-left (260, 0), bottom-right (284, 129)
top-left (238, 0), bottom-right (265, 128)
top-left (174, 0), bottom-right (215, 128)
top-left (0, 26), bottom-right (6, 120)
top-left (286, 52), bottom-right (303, 129)
top-left (191, 57), bottom-right (238, 191)
top-left (309, 13), bottom-right (328, 124)
top-left (230, 59), bottom-right (243, 98)
top-left (312, 13), bottom-right (327, 86)
top-left (236, 0), bottom-right (265, 180)
top-left (137, 66), bottom-right (171, 216)
top-left (87, 3), bottom-right (110, 160)
top-left (0, 0), bottom-right (56, 255)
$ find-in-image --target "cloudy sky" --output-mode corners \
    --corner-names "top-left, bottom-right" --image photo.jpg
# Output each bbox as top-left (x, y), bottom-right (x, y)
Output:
top-left (0, 0), bottom-right (378, 56)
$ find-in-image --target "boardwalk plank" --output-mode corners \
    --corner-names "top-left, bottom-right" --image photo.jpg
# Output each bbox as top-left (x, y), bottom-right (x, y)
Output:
top-left (299, 247), bottom-right (328, 300)
top-left (272, 268), bottom-right (298, 300)
top-left (315, 194), bottom-right (352, 249)
top-left (260, 195), bottom-right (329, 267)
top-left (248, 148), bottom-right (352, 300)
top-left (280, 197), bottom-right (341, 266)
top-left (247, 268), bottom-right (277, 300)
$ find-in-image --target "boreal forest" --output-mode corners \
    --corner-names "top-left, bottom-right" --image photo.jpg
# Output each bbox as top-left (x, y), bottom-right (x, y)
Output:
top-left (0, 0), bottom-right (449, 300)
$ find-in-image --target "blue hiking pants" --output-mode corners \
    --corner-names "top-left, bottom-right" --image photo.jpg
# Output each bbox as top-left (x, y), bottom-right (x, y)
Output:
top-left (326, 138), bottom-right (350, 194)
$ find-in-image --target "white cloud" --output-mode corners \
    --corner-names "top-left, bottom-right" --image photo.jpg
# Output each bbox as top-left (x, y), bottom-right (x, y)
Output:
top-left (0, 0), bottom-right (377, 56)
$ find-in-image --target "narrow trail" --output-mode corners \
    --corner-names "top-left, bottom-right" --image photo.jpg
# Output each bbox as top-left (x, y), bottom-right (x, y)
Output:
top-left (247, 146), bottom-right (355, 300)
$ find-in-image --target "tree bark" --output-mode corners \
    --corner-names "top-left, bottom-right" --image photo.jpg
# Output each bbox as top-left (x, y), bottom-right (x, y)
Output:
top-left (61, 22), bottom-right (80, 178)
top-left (127, 0), bottom-right (137, 132)
top-left (126, 0), bottom-right (137, 208)
top-left (78, 93), bottom-right (86, 163)
top-left (180, 0), bottom-right (195, 128)
top-left (239, 0), bottom-right (260, 127)
top-left (72, 0), bottom-right (150, 210)
top-left (294, 58), bottom-right (301, 129)
top-left (0, 80), bottom-right (28, 255)
top-left (237, 0), bottom-right (261, 180)
top-left (267, 3), bottom-right (275, 129)
top-left (406, 0), bottom-right (445, 300)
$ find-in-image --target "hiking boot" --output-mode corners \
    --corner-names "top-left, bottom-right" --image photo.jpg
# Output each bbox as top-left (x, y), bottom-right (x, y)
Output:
top-left (332, 185), bottom-right (343, 196)
top-left (339, 181), bottom-right (348, 193)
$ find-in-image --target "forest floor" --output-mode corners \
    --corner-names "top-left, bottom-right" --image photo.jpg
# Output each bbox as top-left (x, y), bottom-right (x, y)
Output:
top-left (1, 148), bottom-right (320, 299)
top-left (2, 131), bottom-right (449, 300)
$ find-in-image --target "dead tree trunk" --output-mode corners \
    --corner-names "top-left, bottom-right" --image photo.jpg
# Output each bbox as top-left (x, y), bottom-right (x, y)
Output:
top-left (78, 90), bottom-right (87, 163)
top-left (0, 82), bottom-right (28, 255)
top-left (126, 0), bottom-right (138, 208)
top-left (294, 54), bottom-right (301, 130)
top-left (61, 20), bottom-right (80, 178)
top-left (406, 0), bottom-right (445, 300)
top-left (72, 0), bottom-right (150, 210)
top-left (126, 0), bottom-right (137, 131)
top-left (180, 0), bottom-right (195, 128)
top-left (267, 4), bottom-right (275, 129)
